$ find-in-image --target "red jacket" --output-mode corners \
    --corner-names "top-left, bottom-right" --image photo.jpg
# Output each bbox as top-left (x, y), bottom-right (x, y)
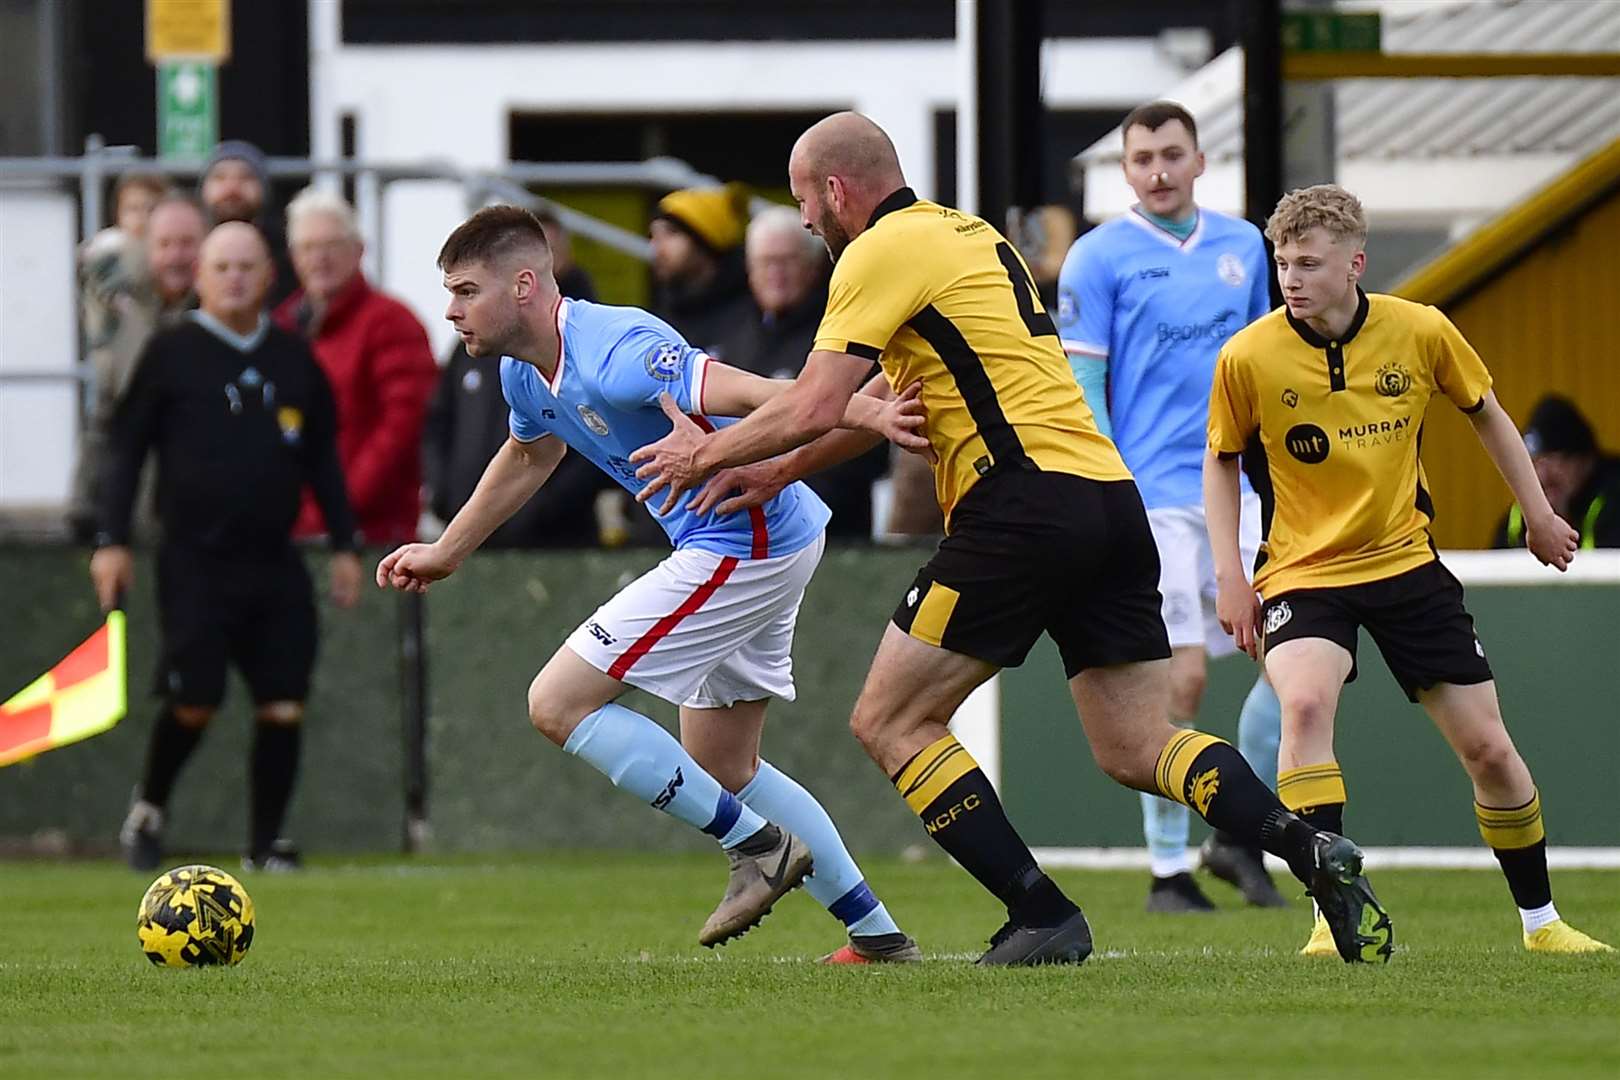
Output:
top-left (275, 273), bottom-right (438, 545)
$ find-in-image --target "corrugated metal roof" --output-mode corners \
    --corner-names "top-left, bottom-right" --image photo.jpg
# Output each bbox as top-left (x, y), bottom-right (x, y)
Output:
top-left (1076, 0), bottom-right (1620, 167)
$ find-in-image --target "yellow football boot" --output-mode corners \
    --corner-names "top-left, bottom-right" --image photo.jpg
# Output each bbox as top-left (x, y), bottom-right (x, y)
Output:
top-left (1300, 910), bottom-right (1338, 958)
top-left (1524, 920), bottom-right (1614, 954)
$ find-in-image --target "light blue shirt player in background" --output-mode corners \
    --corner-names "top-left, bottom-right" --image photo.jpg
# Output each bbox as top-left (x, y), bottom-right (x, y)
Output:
top-left (1057, 102), bottom-right (1286, 913)
top-left (379, 205), bottom-right (926, 962)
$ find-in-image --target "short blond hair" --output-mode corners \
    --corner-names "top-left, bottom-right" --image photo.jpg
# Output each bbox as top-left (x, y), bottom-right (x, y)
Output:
top-left (1265, 184), bottom-right (1367, 248)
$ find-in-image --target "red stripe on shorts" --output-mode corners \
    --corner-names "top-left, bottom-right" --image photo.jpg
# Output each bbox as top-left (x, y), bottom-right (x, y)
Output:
top-left (606, 556), bottom-right (740, 680)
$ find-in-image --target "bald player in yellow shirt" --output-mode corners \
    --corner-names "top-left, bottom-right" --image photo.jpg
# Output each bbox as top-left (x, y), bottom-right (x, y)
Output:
top-left (632, 113), bottom-right (1392, 966)
top-left (1205, 183), bottom-right (1610, 956)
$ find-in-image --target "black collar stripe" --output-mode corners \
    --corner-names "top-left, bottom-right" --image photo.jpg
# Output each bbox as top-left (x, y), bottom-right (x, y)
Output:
top-left (867, 187), bottom-right (919, 229)
top-left (1285, 288), bottom-right (1369, 393)
top-left (1285, 288), bottom-right (1370, 349)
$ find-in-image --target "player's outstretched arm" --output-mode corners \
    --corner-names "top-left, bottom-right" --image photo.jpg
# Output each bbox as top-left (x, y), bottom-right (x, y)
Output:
top-left (376, 435), bottom-right (566, 592)
top-left (632, 349), bottom-right (874, 511)
top-left (689, 376), bottom-right (932, 517)
top-left (698, 359), bottom-right (925, 447)
top-left (1205, 447), bottom-right (1260, 659)
top-left (1467, 390), bottom-right (1579, 571)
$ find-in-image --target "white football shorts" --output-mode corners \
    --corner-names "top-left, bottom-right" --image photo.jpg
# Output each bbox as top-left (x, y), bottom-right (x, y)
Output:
top-left (1146, 491), bottom-right (1262, 657)
top-left (565, 532), bottom-right (825, 709)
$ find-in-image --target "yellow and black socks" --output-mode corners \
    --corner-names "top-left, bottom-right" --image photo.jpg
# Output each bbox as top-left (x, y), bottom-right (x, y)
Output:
top-left (1279, 762), bottom-right (1347, 838)
top-left (1477, 790), bottom-right (1556, 928)
top-left (894, 734), bottom-right (1074, 925)
top-left (1155, 730), bottom-right (1320, 882)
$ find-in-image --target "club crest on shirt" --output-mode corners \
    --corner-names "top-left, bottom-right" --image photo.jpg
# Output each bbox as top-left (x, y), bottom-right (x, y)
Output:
top-left (1216, 252), bottom-right (1247, 286)
top-left (1375, 361), bottom-right (1413, 398)
top-left (277, 405), bottom-right (303, 444)
top-left (1057, 287), bottom-right (1078, 322)
top-left (577, 403), bottom-right (611, 436)
top-left (645, 343), bottom-right (685, 381)
top-left (1281, 388), bottom-right (1299, 408)
top-left (461, 368), bottom-right (482, 393)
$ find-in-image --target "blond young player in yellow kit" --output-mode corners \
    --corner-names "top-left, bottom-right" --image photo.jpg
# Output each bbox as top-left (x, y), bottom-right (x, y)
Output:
top-left (634, 113), bottom-right (1392, 966)
top-left (1205, 184), bottom-right (1611, 956)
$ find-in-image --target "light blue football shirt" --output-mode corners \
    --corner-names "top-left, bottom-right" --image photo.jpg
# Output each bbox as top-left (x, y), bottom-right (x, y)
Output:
top-left (500, 298), bottom-right (830, 558)
top-left (1056, 207), bottom-right (1271, 509)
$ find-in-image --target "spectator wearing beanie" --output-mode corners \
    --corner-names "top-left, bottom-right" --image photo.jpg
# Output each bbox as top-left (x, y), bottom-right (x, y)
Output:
top-left (199, 139), bottom-right (297, 305)
top-left (648, 182), bottom-right (755, 357)
top-left (1493, 394), bottom-right (1620, 549)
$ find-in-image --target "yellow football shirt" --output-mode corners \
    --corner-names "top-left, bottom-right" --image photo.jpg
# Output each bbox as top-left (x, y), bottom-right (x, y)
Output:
top-left (1208, 290), bottom-right (1492, 596)
top-left (813, 188), bottom-right (1128, 525)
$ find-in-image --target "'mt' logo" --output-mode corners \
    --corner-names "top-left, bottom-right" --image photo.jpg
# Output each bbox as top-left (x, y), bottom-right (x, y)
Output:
top-left (1285, 423), bottom-right (1330, 464)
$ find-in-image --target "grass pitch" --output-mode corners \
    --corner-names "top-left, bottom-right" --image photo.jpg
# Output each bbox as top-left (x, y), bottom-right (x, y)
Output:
top-left (2, 854), bottom-right (1615, 1079)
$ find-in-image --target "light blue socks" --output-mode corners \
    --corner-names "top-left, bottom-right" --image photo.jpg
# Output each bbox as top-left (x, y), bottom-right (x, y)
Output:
top-left (738, 760), bottom-right (900, 937)
top-left (1140, 790), bottom-right (1193, 878)
top-left (1237, 676), bottom-right (1282, 793)
top-left (564, 702), bottom-right (765, 848)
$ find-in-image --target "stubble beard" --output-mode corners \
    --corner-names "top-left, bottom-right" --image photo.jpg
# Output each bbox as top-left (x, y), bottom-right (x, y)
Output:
top-left (818, 208), bottom-right (851, 263)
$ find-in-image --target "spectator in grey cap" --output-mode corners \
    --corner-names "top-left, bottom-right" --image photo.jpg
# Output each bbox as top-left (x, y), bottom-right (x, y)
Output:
top-left (200, 139), bottom-right (296, 304)
top-left (1493, 394), bottom-right (1620, 549)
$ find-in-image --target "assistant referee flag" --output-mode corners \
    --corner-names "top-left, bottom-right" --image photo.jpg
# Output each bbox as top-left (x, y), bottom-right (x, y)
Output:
top-left (0, 611), bottom-right (127, 766)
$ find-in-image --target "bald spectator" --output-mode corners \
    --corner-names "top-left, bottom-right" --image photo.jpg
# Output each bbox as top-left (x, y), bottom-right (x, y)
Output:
top-left (199, 140), bottom-right (296, 304)
top-left (96, 222), bottom-right (360, 874)
top-left (649, 182), bottom-right (755, 357)
top-left (275, 187), bottom-right (438, 546)
top-left (69, 193), bottom-right (205, 541)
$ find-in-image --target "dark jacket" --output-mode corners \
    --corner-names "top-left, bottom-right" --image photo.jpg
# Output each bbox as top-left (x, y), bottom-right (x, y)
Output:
top-left (652, 250), bottom-right (755, 359)
top-left (714, 285), bottom-right (888, 540)
top-left (715, 286), bottom-right (827, 380)
top-left (422, 345), bottom-right (610, 548)
top-left (98, 317), bottom-right (356, 556)
top-left (1493, 456), bottom-right (1620, 550)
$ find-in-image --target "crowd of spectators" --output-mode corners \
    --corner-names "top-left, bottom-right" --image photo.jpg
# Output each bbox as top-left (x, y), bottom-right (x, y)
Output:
top-left (70, 149), bottom-right (957, 554)
top-left (76, 155), bottom-right (1612, 559)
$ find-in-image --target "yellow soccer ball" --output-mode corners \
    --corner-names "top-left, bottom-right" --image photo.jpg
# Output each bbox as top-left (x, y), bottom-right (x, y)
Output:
top-left (137, 864), bottom-right (256, 967)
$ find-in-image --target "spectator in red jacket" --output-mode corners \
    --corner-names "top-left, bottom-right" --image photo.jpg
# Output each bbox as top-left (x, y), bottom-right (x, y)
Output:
top-left (275, 187), bottom-right (437, 545)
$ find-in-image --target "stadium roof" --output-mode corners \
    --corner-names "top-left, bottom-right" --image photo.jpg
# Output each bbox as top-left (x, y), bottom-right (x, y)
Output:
top-left (1395, 135), bottom-right (1620, 306)
top-left (1072, 0), bottom-right (1620, 228)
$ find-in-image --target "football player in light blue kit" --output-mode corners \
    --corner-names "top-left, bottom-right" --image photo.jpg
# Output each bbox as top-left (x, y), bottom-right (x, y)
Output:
top-left (1058, 102), bottom-right (1286, 911)
top-left (378, 206), bottom-right (925, 962)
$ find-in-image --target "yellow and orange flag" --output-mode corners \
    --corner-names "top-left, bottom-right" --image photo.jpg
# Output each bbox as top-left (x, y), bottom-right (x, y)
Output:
top-left (0, 611), bottom-right (127, 766)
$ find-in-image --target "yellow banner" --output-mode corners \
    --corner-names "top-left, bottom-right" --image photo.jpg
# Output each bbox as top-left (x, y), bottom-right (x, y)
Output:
top-left (146, 0), bottom-right (231, 63)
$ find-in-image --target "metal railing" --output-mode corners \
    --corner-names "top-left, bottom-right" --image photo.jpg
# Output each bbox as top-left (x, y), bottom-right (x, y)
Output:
top-left (0, 134), bottom-right (761, 391)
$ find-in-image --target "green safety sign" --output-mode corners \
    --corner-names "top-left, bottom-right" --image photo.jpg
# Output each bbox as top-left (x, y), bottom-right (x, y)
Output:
top-left (157, 60), bottom-right (217, 161)
top-left (1281, 11), bottom-right (1382, 53)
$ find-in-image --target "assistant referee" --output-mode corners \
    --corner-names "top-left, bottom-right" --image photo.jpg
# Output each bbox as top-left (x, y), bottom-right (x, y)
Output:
top-left (92, 221), bottom-right (362, 873)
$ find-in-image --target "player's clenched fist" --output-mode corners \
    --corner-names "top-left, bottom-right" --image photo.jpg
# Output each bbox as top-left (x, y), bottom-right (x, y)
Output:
top-left (376, 542), bottom-right (460, 593)
top-left (1523, 509), bottom-right (1579, 573)
top-left (1214, 575), bottom-right (1262, 661)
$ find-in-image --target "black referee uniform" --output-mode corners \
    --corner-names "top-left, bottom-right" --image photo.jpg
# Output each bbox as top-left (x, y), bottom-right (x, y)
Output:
top-left (98, 311), bottom-right (356, 866)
